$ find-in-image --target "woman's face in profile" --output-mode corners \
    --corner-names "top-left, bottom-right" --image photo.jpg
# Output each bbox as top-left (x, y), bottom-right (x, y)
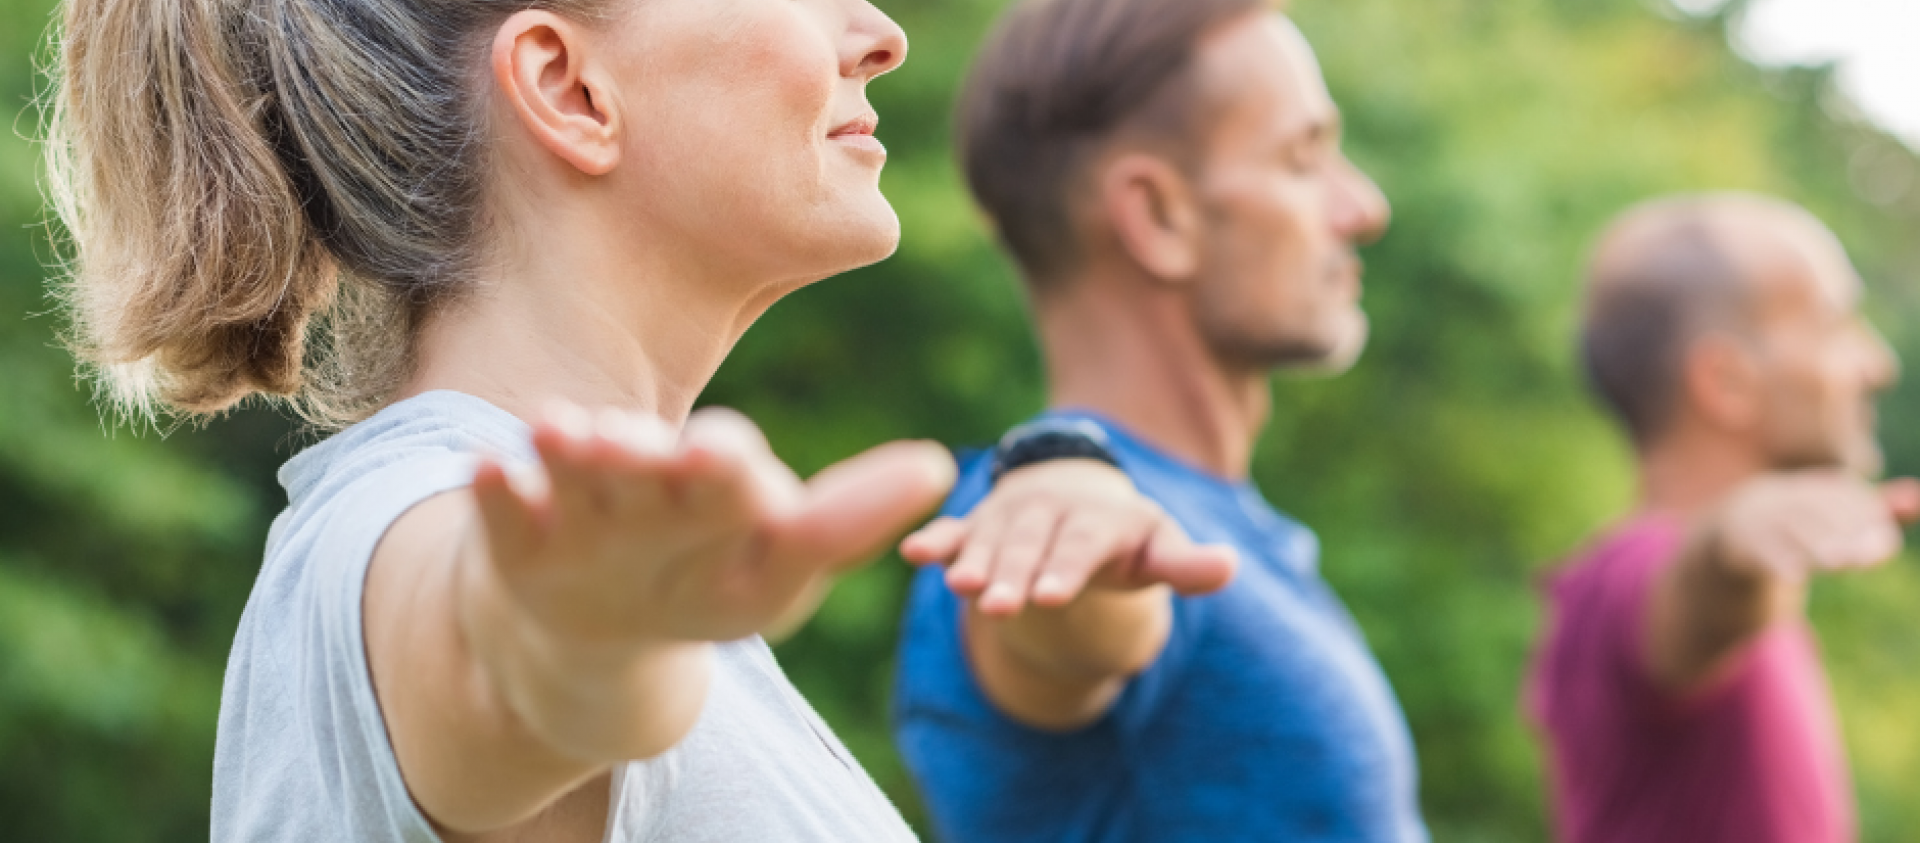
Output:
top-left (593, 0), bottom-right (908, 286)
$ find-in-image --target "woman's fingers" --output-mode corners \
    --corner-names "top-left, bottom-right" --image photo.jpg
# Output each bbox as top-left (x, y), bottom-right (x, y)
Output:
top-left (497, 403), bottom-right (954, 642)
top-left (472, 458), bottom-right (542, 563)
top-left (533, 405), bottom-right (607, 524)
top-left (540, 404), bottom-right (703, 526)
top-left (901, 517), bottom-right (969, 566)
top-left (590, 409), bottom-right (677, 513)
top-left (678, 407), bottom-right (803, 522)
top-left (776, 440), bottom-right (956, 575)
top-left (589, 408), bottom-right (677, 463)
top-left (683, 406), bottom-right (775, 457)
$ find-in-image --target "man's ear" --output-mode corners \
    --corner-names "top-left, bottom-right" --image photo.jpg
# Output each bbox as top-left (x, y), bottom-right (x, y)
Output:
top-left (492, 11), bottom-right (621, 176)
top-left (1096, 152), bottom-right (1204, 284)
top-left (1683, 334), bottom-right (1764, 434)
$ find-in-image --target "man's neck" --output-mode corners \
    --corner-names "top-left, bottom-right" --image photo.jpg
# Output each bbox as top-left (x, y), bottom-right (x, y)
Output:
top-left (1635, 425), bottom-right (1769, 521)
top-left (1035, 276), bottom-right (1270, 480)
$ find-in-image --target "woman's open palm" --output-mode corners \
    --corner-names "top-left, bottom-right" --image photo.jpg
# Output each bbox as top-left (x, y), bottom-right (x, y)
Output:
top-left (471, 405), bottom-right (955, 647)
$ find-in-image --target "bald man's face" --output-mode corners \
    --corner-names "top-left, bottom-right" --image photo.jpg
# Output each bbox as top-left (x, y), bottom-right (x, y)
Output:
top-left (1183, 14), bottom-right (1390, 373)
top-left (1745, 229), bottom-right (1897, 475)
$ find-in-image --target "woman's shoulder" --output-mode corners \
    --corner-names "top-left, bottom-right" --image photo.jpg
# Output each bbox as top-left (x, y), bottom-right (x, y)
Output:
top-left (277, 391), bottom-right (530, 509)
top-left (218, 396), bottom-right (526, 843)
top-left (244, 390), bottom-right (527, 648)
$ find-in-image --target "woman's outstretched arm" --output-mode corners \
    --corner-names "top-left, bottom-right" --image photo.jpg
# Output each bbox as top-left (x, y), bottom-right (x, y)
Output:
top-left (364, 406), bottom-right (954, 836)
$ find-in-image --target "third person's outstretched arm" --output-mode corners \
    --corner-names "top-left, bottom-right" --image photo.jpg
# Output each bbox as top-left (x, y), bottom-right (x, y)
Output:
top-left (1646, 474), bottom-right (1920, 692)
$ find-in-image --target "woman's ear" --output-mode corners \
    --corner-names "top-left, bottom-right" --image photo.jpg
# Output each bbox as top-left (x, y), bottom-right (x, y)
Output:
top-left (1097, 153), bottom-right (1204, 284)
top-left (492, 11), bottom-right (621, 176)
top-left (1685, 334), bottom-right (1765, 435)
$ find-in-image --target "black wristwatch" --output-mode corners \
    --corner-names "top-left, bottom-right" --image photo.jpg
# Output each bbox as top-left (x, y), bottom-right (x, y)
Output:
top-left (989, 419), bottom-right (1121, 482)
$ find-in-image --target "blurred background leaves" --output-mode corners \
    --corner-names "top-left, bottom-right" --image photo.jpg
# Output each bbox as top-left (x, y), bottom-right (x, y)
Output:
top-left (2, 0), bottom-right (1917, 840)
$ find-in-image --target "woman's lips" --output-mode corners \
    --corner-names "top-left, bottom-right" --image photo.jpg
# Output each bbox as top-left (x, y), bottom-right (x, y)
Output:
top-left (830, 113), bottom-right (886, 157)
top-left (833, 134), bottom-right (887, 155)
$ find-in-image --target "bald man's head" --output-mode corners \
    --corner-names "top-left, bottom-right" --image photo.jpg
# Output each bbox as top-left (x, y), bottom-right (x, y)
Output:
top-left (1580, 194), bottom-right (1876, 454)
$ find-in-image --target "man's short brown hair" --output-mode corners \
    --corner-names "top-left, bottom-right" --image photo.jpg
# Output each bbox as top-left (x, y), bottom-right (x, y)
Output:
top-left (956, 0), bottom-right (1276, 287)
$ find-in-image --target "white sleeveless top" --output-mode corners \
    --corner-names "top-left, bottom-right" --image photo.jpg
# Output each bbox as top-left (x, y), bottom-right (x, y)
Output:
top-left (211, 391), bottom-right (917, 842)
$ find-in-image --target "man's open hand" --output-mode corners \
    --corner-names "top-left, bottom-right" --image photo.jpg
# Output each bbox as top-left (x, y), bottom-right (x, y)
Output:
top-left (900, 460), bottom-right (1236, 616)
top-left (1710, 473), bottom-right (1920, 583)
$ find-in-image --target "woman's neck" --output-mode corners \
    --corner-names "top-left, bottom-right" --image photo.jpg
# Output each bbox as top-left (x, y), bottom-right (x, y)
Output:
top-left (401, 205), bottom-right (784, 427)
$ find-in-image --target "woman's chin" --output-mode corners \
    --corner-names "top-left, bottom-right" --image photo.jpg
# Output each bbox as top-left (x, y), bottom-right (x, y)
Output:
top-left (830, 202), bottom-right (903, 270)
top-left (760, 193), bottom-right (900, 281)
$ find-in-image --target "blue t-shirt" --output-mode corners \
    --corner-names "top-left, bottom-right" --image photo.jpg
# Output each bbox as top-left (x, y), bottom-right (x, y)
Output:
top-left (893, 413), bottom-right (1429, 843)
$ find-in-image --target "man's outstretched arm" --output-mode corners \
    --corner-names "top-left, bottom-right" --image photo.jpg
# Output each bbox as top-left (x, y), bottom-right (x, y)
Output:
top-left (1646, 473), bottom-right (1920, 692)
top-left (902, 461), bottom-right (1236, 729)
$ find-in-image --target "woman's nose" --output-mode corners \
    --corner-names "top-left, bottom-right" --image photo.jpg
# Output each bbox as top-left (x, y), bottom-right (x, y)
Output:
top-left (843, 0), bottom-right (908, 80)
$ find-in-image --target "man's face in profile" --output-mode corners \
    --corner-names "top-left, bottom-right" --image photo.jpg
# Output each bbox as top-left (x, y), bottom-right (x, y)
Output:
top-left (1183, 14), bottom-right (1390, 374)
top-left (1747, 227), bottom-right (1899, 476)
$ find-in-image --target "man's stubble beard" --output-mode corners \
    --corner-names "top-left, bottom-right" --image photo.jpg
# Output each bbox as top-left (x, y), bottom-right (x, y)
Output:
top-left (1205, 308), bottom-right (1371, 378)
top-left (1191, 250), bottom-right (1374, 378)
top-left (1764, 426), bottom-right (1883, 478)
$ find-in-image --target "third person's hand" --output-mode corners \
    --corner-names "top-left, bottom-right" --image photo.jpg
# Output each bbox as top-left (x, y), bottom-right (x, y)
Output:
top-left (1708, 473), bottom-right (1920, 584)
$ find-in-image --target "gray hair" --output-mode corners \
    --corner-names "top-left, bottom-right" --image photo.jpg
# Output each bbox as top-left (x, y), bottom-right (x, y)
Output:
top-left (1580, 196), bottom-right (1782, 446)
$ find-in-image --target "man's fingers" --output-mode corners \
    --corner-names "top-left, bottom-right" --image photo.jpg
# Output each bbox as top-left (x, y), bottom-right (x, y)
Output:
top-left (901, 517), bottom-right (969, 566)
top-left (1829, 512), bottom-right (1903, 569)
top-left (1883, 478), bottom-right (1920, 525)
top-left (775, 441), bottom-right (957, 574)
top-left (1029, 513), bottom-right (1135, 609)
top-left (1139, 518), bottom-right (1238, 595)
top-left (947, 509), bottom-right (1008, 597)
top-left (1804, 484), bottom-right (1903, 570)
top-left (1028, 510), bottom-right (1237, 607)
top-left (1853, 525), bottom-right (1903, 567)
top-left (976, 506), bottom-right (1064, 616)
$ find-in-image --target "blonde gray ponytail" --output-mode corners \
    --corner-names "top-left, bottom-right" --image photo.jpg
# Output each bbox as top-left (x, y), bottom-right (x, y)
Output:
top-left (46, 0), bottom-right (609, 426)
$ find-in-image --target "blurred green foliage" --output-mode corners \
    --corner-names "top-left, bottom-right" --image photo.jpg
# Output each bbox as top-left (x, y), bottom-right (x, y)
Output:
top-left (2, 0), bottom-right (1918, 840)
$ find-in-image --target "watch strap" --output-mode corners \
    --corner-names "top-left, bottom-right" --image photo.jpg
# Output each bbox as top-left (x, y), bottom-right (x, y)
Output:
top-left (989, 418), bottom-right (1121, 482)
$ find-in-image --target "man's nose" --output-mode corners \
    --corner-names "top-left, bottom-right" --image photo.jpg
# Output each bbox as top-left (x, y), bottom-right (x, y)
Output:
top-left (1333, 157), bottom-right (1390, 247)
top-left (1863, 325), bottom-right (1900, 391)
